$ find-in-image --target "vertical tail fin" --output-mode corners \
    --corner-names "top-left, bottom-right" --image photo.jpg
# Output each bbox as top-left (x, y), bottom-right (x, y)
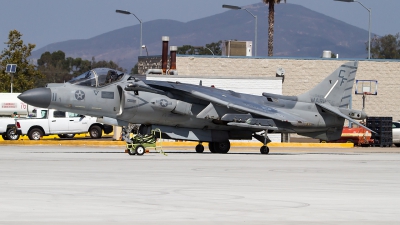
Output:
top-left (297, 61), bottom-right (358, 107)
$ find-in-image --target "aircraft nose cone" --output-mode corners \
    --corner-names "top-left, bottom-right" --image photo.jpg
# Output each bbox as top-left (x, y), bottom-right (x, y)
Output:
top-left (18, 88), bottom-right (51, 108)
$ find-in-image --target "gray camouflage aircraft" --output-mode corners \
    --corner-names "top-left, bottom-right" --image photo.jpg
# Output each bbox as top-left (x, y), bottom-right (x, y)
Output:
top-left (19, 61), bottom-right (370, 154)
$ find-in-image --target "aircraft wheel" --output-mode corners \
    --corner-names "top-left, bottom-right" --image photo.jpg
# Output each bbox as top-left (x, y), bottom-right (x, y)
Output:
top-left (135, 145), bottom-right (145, 156)
top-left (195, 144), bottom-right (204, 153)
top-left (260, 146), bottom-right (269, 154)
top-left (213, 141), bottom-right (230, 154)
top-left (6, 128), bottom-right (20, 140)
top-left (89, 125), bottom-right (102, 139)
top-left (208, 142), bottom-right (216, 153)
top-left (2, 133), bottom-right (9, 140)
top-left (28, 128), bottom-right (43, 140)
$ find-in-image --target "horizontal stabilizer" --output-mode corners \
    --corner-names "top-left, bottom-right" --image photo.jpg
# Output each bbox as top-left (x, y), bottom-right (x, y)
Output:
top-left (316, 103), bottom-right (374, 133)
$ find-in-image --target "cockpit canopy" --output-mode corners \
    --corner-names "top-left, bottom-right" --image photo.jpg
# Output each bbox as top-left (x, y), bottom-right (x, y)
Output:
top-left (68, 68), bottom-right (125, 87)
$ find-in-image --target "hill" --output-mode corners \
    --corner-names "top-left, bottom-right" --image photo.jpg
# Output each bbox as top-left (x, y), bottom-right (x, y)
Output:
top-left (31, 3), bottom-right (370, 70)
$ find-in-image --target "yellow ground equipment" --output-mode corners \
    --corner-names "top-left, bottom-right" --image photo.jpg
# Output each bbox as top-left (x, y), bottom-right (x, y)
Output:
top-left (126, 128), bottom-right (166, 156)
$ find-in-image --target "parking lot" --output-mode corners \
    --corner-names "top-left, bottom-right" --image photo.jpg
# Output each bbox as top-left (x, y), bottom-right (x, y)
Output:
top-left (0, 146), bottom-right (399, 224)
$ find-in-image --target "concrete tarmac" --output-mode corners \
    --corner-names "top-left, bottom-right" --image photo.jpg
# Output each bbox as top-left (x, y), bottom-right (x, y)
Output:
top-left (0, 146), bottom-right (399, 225)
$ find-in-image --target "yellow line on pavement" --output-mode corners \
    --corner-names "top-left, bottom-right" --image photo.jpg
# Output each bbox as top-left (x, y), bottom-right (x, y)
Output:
top-left (0, 139), bottom-right (353, 148)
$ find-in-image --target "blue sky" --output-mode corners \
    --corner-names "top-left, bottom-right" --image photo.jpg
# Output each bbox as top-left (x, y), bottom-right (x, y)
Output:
top-left (1, 0), bottom-right (399, 50)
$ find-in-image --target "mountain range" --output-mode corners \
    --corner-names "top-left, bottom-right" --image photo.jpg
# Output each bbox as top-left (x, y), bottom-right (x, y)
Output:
top-left (31, 3), bottom-right (370, 70)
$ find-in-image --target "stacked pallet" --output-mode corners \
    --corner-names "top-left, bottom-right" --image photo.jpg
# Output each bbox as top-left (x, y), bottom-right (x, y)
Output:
top-left (366, 117), bottom-right (392, 147)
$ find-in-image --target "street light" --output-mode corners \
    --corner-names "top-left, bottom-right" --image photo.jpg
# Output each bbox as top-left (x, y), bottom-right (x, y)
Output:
top-left (116, 9), bottom-right (143, 56)
top-left (222, 4), bottom-right (258, 56)
top-left (141, 45), bottom-right (148, 56)
top-left (335, 0), bottom-right (371, 59)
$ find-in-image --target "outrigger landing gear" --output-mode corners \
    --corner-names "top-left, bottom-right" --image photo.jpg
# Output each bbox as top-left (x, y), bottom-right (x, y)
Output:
top-left (255, 130), bottom-right (271, 155)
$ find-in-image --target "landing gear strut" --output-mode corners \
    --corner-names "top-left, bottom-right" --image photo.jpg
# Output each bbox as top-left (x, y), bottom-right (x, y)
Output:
top-left (258, 130), bottom-right (271, 155)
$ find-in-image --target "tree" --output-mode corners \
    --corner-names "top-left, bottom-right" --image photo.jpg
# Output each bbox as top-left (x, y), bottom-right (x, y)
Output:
top-left (0, 30), bottom-right (44, 92)
top-left (131, 63), bottom-right (138, 74)
top-left (37, 50), bottom-right (73, 86)
top-left (177, 45), bottom-right (196, 55)
top-left (369, 33), bottom-right (400, 59)
top-left (36, 50), bottom-right (126, 87)
top-left (178, 41), bottom-right (222, 55)
top-left (262, 0), bottom-right (286, 56)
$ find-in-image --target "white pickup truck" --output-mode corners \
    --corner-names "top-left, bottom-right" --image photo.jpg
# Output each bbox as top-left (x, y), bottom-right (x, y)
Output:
top-left (1, 117), bottom-right (25, 140)
top-left (15, 109), bottom-right (113, 140)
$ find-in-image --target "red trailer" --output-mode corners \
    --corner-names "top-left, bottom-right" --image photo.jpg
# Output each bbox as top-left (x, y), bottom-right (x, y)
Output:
top-left (321, 127), bottom-right (374, 146)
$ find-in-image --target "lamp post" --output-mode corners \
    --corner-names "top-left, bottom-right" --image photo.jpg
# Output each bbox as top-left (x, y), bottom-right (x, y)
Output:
top-left (141, 45), bottom-right (148, 56)
top-left (222, 4), bottom-right (257, 56)
top-left (335, 0), bottom-right (371, 59)
top-left (116, 9), bottom-right (143, 56)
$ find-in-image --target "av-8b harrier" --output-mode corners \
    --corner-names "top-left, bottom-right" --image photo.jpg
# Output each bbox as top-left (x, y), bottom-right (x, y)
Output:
top-left (19, 61), bottom-right (370, 154)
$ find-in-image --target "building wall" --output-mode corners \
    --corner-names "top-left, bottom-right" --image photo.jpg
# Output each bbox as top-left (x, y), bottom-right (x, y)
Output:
top-left (176, 56), bottom-right (400, 121)
top-left (138, 55), bottom-right (170, 74)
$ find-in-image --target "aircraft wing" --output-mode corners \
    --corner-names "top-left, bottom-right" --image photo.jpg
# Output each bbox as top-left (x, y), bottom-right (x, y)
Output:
top-left (190, 91), bottom-right (306, 123)
top-left (143, 80), bottom-right (308, 124)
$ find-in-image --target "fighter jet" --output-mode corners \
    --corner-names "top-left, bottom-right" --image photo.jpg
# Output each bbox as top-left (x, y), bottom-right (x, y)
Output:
top-left (19, 61), bottom-right (370, 154)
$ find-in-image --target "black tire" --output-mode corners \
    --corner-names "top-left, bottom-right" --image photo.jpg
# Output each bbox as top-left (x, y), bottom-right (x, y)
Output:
top-left (28, 128), bottom-right (43, 140)
top-left (394, 144), bottom-right (400, 147)
top-left (127, 147), bottom-right (136, 155)
top-left (6, 128), bottom-right (20, 140)
top-left (135, 145), bottom-right (145, 155)
top-left (2, 133), bottom-right (9, 140)
top-left (59, 134), bottom-right (75, 139)
top-left (260, 146), bottom-right (269, 154)
top-left (195, 144), bottom-right (204, 153)
top-left (213, 141), bottom-right (230, 154)
top-left (208, 142), bottom-right (215, 153)
top-left (89, 125), bottom-right (102, 139)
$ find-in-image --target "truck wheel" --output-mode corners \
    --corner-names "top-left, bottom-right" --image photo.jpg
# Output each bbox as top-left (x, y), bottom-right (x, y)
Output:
top-left (89, 125), bottom-right (102, 139)
top-left (6, 129), bottom-right (20, 140)
top-left (2, 133), bottom-right (9, 140)
top-left (65, 134), bottom-right (75, 138)
top-left (58, 134), bottom-right (75, 139)
top-left (28, 128), bottom-right (43, 140)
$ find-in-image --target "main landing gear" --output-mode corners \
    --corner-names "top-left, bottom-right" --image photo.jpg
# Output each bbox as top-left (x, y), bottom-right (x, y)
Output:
top-left (195, 141), bottom-right (231, 154)
top-left (195, 130), bottom-right (272, 154)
